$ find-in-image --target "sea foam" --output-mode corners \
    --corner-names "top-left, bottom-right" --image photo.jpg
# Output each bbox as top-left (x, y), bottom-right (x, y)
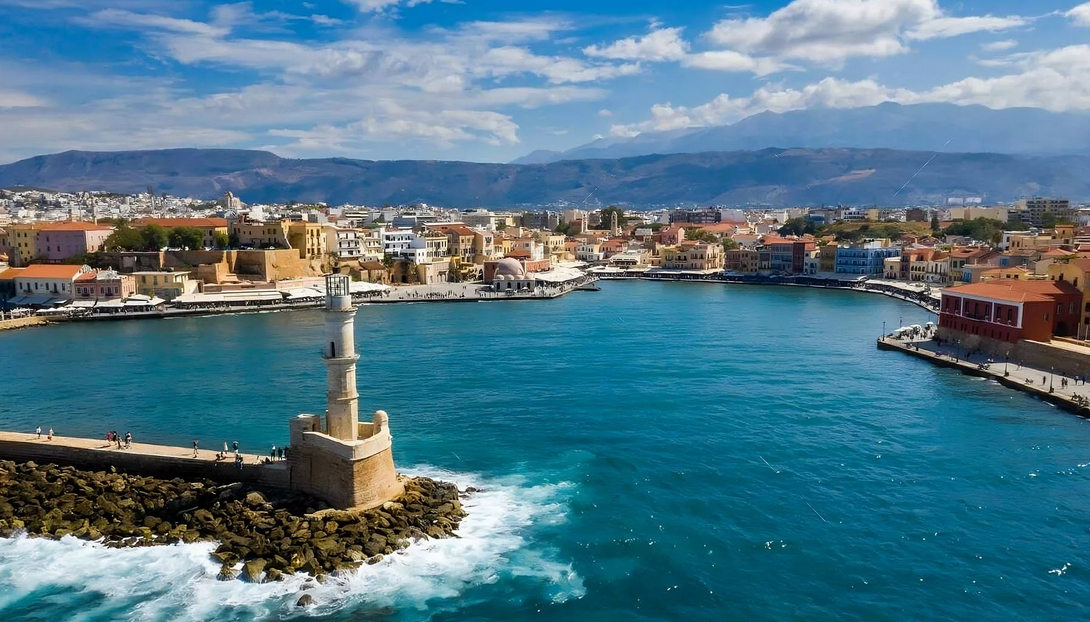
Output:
top-left (0, 466), bottom-right (583, 621)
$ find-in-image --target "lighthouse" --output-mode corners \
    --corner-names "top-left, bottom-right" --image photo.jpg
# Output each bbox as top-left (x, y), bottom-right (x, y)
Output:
top-left (323, 274), bottom-right (360, 440)
top-left (286, 274), bottom-right (404, 509)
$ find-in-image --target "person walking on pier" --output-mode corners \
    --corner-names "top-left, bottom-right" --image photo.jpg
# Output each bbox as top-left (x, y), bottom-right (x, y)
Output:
top-left (36, 426), bottom-right (41, 440)
top-left (124, 432), bottom-right (132, 448)
top-left (271, 445), bottom-right (277, 461)
top-left (192, 439), bottom-right (199, 458)
top-left (232, 440), bottom-right (239, 454)
top-left (47, 428), bottom-right (53, 441)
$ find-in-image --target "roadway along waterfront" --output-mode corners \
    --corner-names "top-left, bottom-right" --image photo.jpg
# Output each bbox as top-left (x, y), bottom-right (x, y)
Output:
top-left (2, 281), bottom-right (1089, 622)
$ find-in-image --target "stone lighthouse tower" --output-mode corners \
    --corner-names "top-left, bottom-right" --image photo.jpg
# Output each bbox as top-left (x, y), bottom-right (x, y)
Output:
top-left (287, 274), bottom-right (404, 509)
top-left (323, 274), bottom-right (360, 441)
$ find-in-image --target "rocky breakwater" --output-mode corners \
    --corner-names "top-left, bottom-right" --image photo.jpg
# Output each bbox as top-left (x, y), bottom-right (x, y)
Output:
top-left (0, 460), bottom-right (466, 586)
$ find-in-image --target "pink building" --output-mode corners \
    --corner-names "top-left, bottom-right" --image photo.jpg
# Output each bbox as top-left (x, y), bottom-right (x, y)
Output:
top-left (74, 269), bottom-right (136, 301)
top-left (37, 222), bottom-right (113, 261)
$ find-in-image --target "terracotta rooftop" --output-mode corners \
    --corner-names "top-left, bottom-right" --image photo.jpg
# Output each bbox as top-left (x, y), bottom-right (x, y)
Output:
top-left (946, 279), bottom-right (1081, 303)
top-left (16, 264), bottom-right (88, 279)
top-left (0, 267), bottom-right (26, 280)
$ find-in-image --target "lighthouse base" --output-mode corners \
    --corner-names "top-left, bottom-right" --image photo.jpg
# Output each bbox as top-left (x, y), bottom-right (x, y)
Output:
top-left (287, 414), bottom-right (404, 510)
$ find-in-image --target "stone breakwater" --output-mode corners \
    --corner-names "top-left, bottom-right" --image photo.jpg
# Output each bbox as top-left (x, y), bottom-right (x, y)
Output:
top-left (0, 460), bottom-right (466, 584)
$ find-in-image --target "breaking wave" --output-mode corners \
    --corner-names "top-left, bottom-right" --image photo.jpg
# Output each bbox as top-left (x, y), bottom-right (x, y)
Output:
top-left (0, 466), bottom-right (582, 621)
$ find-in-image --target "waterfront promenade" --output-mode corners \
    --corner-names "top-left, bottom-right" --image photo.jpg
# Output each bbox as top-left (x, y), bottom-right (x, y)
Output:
top-left (878, 337), bottom-right (1090, 416)
top-left (0, 431), bottom-right (286, 487)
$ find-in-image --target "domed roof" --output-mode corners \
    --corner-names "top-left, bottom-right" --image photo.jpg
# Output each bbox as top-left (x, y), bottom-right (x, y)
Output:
top-left (495, 257), bottom-right (526, 278)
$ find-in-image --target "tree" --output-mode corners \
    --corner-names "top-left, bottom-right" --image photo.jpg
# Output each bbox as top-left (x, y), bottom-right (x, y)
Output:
top-left (381, 254), bottom-right (396, 269)
top-left (213, 231), bottom-right (230, 250)
top-left (103, 225), bottom-right (144, 251)
top-left (140, 223), bottom-right (169, 250)
top-left (600, 206), bottom-right (626, 229)
top-left (722, 239), bottom-right (740, 251)
top-left (168, 226), bottom-right (205, 250)
top-left (686, 228), bottom-right (719, 243)
top-left (554, 221), bottom-right (575, 236)
top-left (930, 215), bottom-right (941, 234)
top-left (1041, 212), bottom-right (1074, 229)
top-left (778, 217), bottom-right (816, 237)
top-left (941, 218), bottom-right (1005, 244)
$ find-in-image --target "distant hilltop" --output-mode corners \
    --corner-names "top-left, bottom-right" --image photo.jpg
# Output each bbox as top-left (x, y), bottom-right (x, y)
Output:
top-left (2, 147), bottom-right (1089, 208)
top-left (514, 103), bottom-right (1090, 165)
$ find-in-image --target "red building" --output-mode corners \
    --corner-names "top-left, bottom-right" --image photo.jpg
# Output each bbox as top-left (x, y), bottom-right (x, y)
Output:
top-left (938, 280), bottom-right (1082, 343)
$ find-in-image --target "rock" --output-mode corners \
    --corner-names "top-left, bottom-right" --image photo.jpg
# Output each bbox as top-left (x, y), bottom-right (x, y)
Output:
top-left (265, 568), bottom-right (283, 583)
top-left (244, 492), bottom-right (266, 507)
top-left (217, 564), bottom-right (239, 581)
top-left (242, 558), bottom-right (267, 583)
top-left (295, 594), bottom-right (315, 608)
top-left (364, 535), bottom-right (387, 557)
top-left (366, 554), bottom-right (384, 565)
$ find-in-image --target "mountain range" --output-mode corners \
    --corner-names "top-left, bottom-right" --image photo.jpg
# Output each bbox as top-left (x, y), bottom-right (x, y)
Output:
top-left (2, 147), bottom-right (1089, 207)
top-left (513, 103), bottom-right (1090, 164)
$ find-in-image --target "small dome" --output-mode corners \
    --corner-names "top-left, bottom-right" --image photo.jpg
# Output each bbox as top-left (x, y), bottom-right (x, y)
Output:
top-left (495, 257), bottom-right (526, 279)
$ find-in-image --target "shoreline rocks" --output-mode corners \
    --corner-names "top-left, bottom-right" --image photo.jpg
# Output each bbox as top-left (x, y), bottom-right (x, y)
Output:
top-left (0, 460), bottom-right (467, 581)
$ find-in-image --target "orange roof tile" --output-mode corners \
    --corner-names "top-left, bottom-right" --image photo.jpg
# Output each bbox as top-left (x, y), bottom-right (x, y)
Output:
top-left (17, 264), bottom-right (87, 279)
top-left (0, 267), bottom-right (26, 280)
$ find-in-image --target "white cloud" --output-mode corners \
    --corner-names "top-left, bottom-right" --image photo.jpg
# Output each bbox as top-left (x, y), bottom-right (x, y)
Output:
top-left (78, 8), bottom-right (229, 37)
top-left (611, 44), bottom-right (1090, 137)
top-left (905, 15), bottom-right (1028, 40)
top-left (980, 39), bottom-right (1018, 53)
top-left (477, 47), bottom-right (640, 84)
top-left (706, 0), bottom-right (939, 63)
top-left (0, 88), bottom-right (47, 108)
top-left (682, 50), bottom-right (795, 76)
top-left (598, 108), bottom-right (612, 117)
top-left (583, 27), bottom-right (689, 62)
top-left (1068, 2), bottom-right (1090, 27)
top-left (704, 0), bottom-right (1027, 64)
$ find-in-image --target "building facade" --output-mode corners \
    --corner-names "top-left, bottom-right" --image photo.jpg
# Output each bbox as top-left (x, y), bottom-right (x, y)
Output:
top-left (938, 280), bottom-right (1081, 343)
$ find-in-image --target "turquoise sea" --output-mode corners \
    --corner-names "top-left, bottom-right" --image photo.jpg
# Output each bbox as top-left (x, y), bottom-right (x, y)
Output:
top-left (2, 280), bottom-right (1090, 621)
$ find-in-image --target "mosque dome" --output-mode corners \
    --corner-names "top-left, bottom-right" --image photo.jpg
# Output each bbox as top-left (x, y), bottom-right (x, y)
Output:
top-left (495, 257), bottom-right (526, 279)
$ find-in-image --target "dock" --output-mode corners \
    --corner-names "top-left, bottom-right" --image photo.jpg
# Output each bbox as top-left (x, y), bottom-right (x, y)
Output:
top-left (877, 337), bottom-right (1090, 417)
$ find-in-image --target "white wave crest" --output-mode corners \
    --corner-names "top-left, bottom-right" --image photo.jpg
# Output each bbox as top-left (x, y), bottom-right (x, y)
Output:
top-left (0, 466), bottom-right (583, 621)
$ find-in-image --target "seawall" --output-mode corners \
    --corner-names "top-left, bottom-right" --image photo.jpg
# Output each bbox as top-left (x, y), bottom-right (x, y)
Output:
top-left (0, 316), bottom-right (49, 331)
top-left (876, 338), bottom-right (1090, 417)
top-left (613, 273), bottom-right (940, 313)
top-left (0, 432), bottom-right (289, 489)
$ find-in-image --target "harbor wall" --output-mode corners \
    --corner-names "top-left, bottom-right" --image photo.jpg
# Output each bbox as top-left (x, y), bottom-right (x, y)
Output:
top-left (0, 437), bottom-right (289, 489)
top-left (0, 316), bottom-right (48, 331)
top-left (935, 328), bottom-right (1090, 378)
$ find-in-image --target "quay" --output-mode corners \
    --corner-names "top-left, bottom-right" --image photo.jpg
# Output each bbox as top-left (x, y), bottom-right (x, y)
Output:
top-left (877, 337), bottom-right (1090, 417)
top-left (0, 430), bottom-right (287, 488)
top-left (598, 271), bottom-right (940, 313)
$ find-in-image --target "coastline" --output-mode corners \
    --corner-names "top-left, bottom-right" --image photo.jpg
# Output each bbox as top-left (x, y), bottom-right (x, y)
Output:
top-left (877, 337), bottom-right (1090, 417)
top-left (602, 272), bottom-right (940, 313)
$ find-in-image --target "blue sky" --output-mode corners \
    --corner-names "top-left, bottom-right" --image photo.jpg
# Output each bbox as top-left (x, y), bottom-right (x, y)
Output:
top-left (0, 0), bottom-right (1088, 163)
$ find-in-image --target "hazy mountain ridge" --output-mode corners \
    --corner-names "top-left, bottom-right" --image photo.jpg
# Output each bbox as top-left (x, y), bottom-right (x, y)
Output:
top-left (515, 103), bottom-right (1090, 164)
top-left (2, 147), bottom-right (1089, 207)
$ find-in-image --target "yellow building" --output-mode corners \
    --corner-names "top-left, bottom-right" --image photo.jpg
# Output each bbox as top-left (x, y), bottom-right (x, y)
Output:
top-left (662, 242), bottom-right (725, 271)
top-left (132, 271), bottom-right (198, 301)
top-left (231, 218), bottom-right (290, 250)
top-left (1048, 258), bottom-right (1090, 334)
top-left (8, 223), bottom-right (39, 266)
top-left (288, 221), bottom-right (327, 259)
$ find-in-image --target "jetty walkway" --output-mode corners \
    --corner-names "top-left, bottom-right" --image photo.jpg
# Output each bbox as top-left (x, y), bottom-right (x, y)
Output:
top-left (0, 431), bottom-right (287, 487)
top-left (877, 337), bottom-right (1090, 417)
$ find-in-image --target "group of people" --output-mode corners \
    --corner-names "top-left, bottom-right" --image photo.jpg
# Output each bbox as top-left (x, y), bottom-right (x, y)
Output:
top-left (105, 430), bottom-right (132, 449)
top-left (35, 426), bottom-right (53, 441)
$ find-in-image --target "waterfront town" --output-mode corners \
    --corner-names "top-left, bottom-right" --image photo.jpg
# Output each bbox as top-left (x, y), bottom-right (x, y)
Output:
top-left (5, 190), bottom-right (1090, 391)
